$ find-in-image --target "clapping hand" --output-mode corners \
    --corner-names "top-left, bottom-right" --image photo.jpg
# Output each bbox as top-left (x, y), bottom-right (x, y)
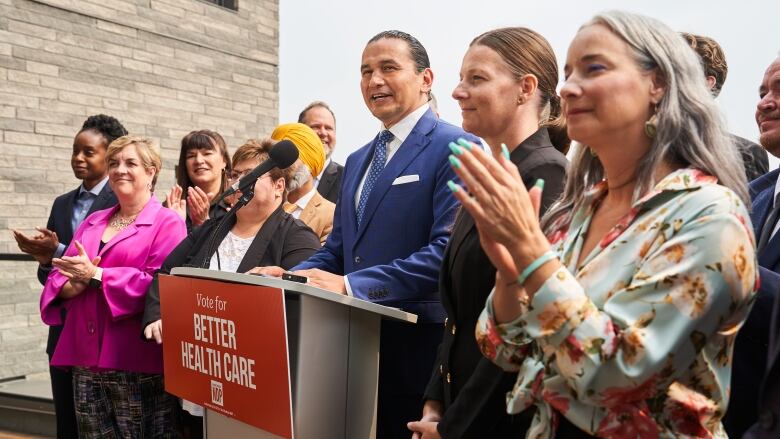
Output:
top-left (12, 227), bottom-right (60, 265)
top-left (187, 186), bottom-right (213, 227)
top-left (166, 185), bottom-right (186, 221)
top-left (446, 140), bottom-right (548, 278)
top-left (52, 240), bottom-right (100, 283)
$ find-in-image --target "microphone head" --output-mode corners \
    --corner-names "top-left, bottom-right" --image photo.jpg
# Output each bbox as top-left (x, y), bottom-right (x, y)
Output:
top-left (270, 139), bottom-right (300, 169)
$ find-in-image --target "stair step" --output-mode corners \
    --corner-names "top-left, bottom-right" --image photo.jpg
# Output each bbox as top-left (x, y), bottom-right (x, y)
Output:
top-left (0, 378), bottom-right (55, 438)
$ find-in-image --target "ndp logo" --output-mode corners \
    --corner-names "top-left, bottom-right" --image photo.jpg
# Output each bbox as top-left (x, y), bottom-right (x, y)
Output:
top-left (210, 380), bottom-right (224, 406)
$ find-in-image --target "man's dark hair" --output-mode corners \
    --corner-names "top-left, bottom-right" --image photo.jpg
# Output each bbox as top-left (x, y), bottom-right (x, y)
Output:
top-left (79, 114), bottom-right (128, 146)
top-left (298, 101), bottom-right (336, 125)
top-left (367, 30), bottom-right (430, 72)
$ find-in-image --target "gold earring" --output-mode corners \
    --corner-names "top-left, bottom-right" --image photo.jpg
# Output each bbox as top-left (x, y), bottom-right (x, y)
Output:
top-left (517, 96), bottom-right (525, 104)
top-left (644, 105), bottom-right (659, 139)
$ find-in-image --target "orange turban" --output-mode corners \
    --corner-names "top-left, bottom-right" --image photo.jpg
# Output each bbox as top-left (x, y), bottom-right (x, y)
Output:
top-left (271, 123), bottom-right (325, 178)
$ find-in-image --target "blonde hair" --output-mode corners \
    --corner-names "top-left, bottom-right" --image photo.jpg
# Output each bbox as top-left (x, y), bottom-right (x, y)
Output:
top-left (106, 135), bottom-right (162, 190)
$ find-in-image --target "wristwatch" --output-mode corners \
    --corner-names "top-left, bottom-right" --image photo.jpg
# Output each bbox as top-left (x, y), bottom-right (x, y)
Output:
top-left (89, 267), bottom-right (103, 289)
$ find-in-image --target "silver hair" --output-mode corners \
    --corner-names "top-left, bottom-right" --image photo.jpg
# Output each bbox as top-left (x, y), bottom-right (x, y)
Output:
top-left (286, 162), bottom-right (312, 193)
top-left (542, 11), bottom-right (748, 232)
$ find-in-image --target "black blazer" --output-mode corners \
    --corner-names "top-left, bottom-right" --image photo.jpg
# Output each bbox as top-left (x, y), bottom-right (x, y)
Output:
top-left (742, 170), bottom-right (780, 439)
top-left (142, 205), bottom-right (320, 329)
top-left (423, 128), bottom-right (567, 438)
top-left (732, 134), bottom-right (769, 182)
top-left (37, 183), bottom-right (117, 356)
top-left (316, 160), bottom-right (344, 204)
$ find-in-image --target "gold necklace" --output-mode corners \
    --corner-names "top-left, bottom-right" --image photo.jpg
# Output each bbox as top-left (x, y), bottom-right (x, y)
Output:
top-left (109, 212), bottom-right (138, 230)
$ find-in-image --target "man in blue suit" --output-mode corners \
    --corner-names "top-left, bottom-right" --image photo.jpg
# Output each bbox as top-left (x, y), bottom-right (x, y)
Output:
top-left (744, 57), bottom-right (780, 439)
top-left (291, 31), bottom-right (477, 437)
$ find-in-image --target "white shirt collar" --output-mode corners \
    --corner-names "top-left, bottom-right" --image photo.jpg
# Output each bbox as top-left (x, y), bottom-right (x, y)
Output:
top-left (382, 103), bottom-right (430, 145)
top-left (774, 174), bottom-right (780, 205)
top-left (291, 186), bottom-right (318, 211)
top-left (80, 175), bottom-right (109, 196)
top-left (316, 157), bottom-right (332, 181)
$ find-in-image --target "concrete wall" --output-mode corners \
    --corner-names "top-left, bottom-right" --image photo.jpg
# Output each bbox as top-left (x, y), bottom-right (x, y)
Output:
top-left (0, 0), bottom-right (279, 379)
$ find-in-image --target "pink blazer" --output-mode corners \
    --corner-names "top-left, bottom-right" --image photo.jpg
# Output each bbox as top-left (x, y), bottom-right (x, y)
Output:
top-left (40, 197), bottom-right (186, 374)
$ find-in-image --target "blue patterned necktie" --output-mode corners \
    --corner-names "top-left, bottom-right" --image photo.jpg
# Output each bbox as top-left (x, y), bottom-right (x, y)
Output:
top-left (356, 130), bottom-right (393, 226)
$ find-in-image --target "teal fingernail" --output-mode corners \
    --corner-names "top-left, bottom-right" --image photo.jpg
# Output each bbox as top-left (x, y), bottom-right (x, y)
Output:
top-left (448, 142), bottom-right (464, 156)
top-left (449, 154), bottom-right (462, 169)
top-left (447, 180), bottom-right (460, 193)
top-left (457, 138), bottom-right (474, 150)
top-left (534, 179), bottom-right (545, 191)
top-left (501, 143), bottom-right (510, 160)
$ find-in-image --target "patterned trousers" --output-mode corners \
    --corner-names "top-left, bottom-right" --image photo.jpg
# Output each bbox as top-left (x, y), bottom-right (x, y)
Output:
top-left (72, 367), bottom-right (176, 438)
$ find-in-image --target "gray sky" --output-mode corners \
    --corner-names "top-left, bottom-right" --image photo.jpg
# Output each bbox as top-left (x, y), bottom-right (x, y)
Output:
top-left (279, 0), bottom-right (779, 169)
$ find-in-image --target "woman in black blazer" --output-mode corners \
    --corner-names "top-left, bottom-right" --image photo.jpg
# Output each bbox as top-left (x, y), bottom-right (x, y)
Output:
top-left (409, 28), bottom-right (568, 439)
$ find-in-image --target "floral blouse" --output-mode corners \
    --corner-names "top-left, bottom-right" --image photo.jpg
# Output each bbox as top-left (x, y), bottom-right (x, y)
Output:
top-left (476, 168), bottom-right (758, 438)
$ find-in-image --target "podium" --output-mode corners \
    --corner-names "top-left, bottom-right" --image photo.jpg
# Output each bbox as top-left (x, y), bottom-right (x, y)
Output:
top-left (159, 267), bottom-right (417, 439)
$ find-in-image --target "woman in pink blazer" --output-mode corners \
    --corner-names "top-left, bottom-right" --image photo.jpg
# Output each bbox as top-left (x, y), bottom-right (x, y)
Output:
top-left (41, 135), bottom-right (186, 438)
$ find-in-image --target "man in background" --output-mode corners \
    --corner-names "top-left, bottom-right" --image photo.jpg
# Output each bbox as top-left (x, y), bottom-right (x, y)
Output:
top-left (272, 122), bottom-right (336, 244)
top-left (299, 101), bottom-right (344, 203)
top-left (737, 57), bottom-right (780, 439)
top-left (682, 32), bottom-right (769, 181)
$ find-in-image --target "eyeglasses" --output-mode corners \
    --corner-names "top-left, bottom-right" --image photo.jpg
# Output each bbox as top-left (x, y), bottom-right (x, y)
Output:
top-left (227, 169), bottom-right (252, 181)
top-left (227, 170), bottom-right (271, 182)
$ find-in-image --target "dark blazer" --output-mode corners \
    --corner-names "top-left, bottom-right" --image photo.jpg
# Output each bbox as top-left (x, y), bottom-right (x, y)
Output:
top-left (142, 205), bottom-right (320, 329)
top-left (733, 134), bottom-right (770, 182)
top-left (37, 183), bottom-right (117, 352)
top-left (423, 128), bottom-right (567, 438)
top-left (316, 160), bottom-right (344, 204)
top-left (743, 168), bottom-right (780, 439)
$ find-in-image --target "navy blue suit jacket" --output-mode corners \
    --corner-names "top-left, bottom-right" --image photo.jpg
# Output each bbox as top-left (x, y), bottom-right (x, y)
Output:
top-left (36, 184), bottom-right (117, 355)
top-left (295, 109), bottom-right (478, 323)
top-left (742, 168), bottom-right (780, 439)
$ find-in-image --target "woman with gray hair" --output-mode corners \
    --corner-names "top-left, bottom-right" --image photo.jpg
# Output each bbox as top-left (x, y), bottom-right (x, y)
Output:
top-left (446, 11), bottom-right (757, 438)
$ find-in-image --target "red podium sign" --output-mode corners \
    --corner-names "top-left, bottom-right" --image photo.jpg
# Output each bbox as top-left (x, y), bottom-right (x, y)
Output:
top-left (160, 275), bottom-right (293, 438)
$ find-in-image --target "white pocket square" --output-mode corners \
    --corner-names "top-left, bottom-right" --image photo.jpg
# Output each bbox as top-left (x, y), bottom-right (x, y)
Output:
top-left (392, 174), bottom-right (420, 185)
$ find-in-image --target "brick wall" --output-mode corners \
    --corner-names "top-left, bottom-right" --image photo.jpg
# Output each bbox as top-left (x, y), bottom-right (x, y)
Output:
top-left (0, 0), bottom-right (279, 379)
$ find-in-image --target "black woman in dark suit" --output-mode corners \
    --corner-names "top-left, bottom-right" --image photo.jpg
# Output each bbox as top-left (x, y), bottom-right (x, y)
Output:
top-left (12, 114), bottom-right (125, 438)
top-left (408, 28), bottom-right (568, 439)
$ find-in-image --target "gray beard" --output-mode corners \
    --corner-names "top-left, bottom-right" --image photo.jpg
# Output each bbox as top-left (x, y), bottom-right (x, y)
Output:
top-left (287, 164), bottom-right (312, 192)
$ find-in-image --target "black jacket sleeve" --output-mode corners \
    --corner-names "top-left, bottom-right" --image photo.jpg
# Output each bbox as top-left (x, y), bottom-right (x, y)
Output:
top-left (279, 222), bottom-right (321, 270)
top-left (36, 198), bottom-right (62, 285)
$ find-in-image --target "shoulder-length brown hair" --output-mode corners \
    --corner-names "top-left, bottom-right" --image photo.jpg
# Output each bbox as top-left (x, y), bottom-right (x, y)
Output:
top-left (175, 130), bottom-right (231, 197)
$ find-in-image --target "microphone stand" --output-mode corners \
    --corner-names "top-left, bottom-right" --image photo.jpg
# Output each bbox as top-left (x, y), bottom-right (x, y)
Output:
top-left (199, 186), bottom-right (255, 270)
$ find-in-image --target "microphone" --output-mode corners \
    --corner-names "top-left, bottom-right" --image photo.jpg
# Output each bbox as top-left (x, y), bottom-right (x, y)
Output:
top-left (222, 139), bottom-right (299, 198)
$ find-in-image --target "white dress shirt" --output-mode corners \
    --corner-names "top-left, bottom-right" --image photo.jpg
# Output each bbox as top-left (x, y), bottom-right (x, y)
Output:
top-left (771, 176), bottom-right (780, 239)
top-left (286, 186), bottom-right (318, 219)
top-left (313, 157), bottom-right (332, 190)
top-left (353, 103), bottom-right (430, 209)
